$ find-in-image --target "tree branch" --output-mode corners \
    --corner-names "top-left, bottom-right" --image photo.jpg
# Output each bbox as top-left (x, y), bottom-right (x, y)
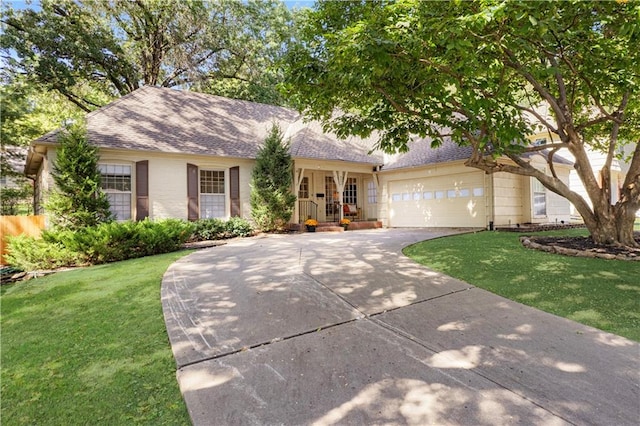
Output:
top-left (516, 105), bottom-right (559, 134)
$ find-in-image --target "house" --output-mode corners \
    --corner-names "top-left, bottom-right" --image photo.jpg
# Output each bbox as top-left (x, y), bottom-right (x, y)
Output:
top-left (25, 86), bottom-right (572, 229)
top-left (528, 130), bottom-right (636, 219)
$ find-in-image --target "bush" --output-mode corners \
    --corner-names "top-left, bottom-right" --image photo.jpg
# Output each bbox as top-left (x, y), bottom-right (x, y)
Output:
top-left (5, 217), bottom-right (255, 272)
top-left (192, 218), bottom-right (226, 241)
top-left (191, 217), bottom-right (254, 241)
top-left (6, 219), bottom-right (196, 270)
top-left (225, 217), bottom-right (254, 237)
top-left (4, 235), bottom-right (85, 271)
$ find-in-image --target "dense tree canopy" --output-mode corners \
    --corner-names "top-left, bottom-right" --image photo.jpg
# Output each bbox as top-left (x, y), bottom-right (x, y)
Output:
top-left (284, 0), bottom-right (640, 246)
top-left (1, 0), bottom-right (295, 110)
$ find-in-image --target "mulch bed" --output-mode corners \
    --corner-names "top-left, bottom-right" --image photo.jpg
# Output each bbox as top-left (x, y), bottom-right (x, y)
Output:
top-left (521, 233), bottom-right (640, 261)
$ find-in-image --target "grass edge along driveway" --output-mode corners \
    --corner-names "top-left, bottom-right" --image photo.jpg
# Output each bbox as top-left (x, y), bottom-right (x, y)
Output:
top-left (404, 229), bottom-right (639, 342)
top-left (1, 251), bottom-right (193, 425)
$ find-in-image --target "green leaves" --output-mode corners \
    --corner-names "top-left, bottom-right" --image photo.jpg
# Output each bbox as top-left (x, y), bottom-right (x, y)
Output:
top-left (283, 0), bottom-right (640, 245)
top-left (46, 124), bottom-right (113, 230)
top-left (250, 124), bottom-right (297, 232)
top-left (1, 0), bottom-right (296, 110)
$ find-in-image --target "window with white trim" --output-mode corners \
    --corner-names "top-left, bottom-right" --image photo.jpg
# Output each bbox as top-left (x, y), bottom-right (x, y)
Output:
top-left (200, 170), bottom-right (225, 218)
top-left (532, 178), bottom-right (547, 217)
top-left (367, 181), bottom-right (377, 204)
top-left (99, 164), bottom-right (132, 220)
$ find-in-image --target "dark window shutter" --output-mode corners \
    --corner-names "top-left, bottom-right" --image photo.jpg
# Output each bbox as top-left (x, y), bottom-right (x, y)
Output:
top-left (187, 163), bottom-right (199, 221)
top-left (135, 160), bottom-right (149, 221)
top-left (230, 166), bottom-right (240, 217)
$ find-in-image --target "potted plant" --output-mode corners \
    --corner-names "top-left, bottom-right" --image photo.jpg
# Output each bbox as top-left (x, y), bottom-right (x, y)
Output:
top-left (304, 218), bottom-right (318, 232)
top-left (340, 218), bottom-right (350, 230)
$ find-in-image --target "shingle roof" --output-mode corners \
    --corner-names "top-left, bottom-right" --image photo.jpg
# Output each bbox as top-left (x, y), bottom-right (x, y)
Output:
top-left (30, 87), bottom-right (571, 170)
top-left (37, 86), bottom-right (300, 159)
top-left (288, 119), bottom-right (383, 165)
top-left (382, 137), bottom-right (474, 170)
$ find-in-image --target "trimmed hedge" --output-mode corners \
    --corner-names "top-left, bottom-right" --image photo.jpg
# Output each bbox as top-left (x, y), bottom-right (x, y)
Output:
top-left (191, 217), bottom-right (254, 241)
top-left (6, 218), bottom-right (255, 272)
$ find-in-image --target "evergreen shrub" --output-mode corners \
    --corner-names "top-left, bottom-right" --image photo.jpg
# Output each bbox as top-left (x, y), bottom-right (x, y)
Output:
top-left (191, 217), bottom-right (254, 241)
top-left (6, 219), bottom-right (195, 270)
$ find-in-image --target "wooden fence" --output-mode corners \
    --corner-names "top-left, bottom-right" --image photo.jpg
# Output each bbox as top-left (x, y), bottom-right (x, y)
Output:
top-left (1, 215), bottom-right (45, 265)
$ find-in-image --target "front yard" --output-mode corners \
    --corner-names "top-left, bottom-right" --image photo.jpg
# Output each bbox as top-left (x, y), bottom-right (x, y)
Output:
top-left (2, 227), bottom-right (638, 424)
top-left (1, 252), bottom-right (193, 425)
top-left (404, 228), bottom-right (640, 342)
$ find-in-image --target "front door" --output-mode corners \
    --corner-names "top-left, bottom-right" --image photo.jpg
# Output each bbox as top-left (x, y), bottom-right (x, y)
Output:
top-left (325, 176), bottom-right (338, 221)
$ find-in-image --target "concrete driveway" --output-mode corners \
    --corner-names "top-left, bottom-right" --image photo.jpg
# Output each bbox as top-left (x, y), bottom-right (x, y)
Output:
top-left (162, 228), bottom-right (639, 425)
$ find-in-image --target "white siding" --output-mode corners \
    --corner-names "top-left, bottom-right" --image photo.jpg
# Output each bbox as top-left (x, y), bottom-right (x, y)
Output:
top-left (493, 172), bottom-right (524, 226)
top-left (96, 150), bottom-right (254, 221)
top-left (380, 164), bottom-right (487, 228)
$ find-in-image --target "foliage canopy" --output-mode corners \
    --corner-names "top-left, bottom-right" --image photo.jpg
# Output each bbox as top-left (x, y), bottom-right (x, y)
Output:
top-left (1, 0), bottom-right (296, 110)
top-left (283, 0), bottom-right (640, 246)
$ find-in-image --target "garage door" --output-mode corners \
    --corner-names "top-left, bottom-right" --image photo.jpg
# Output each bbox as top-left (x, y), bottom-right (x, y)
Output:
top-left (388, 172), bottom-right (487, 227)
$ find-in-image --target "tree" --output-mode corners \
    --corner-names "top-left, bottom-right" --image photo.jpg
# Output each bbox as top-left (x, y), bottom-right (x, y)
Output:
top-left (46, 124), bottom-right (112, 230)
top-left (0, 184), bottom-right (32, 215)
top-left (0, 78), bottom-right (86, 167)
top-left (1, 0), bottom-right (295, 110)
top-left (283, 0), bottom-right (640, 246)
top-left (250, 124), bottom-right (297, 232)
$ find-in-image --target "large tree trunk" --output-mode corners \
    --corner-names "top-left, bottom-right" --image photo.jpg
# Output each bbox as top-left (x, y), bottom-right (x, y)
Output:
top-left (467, 144), bottom-right (639, 248)
top-left (615, 203), bottom-right (638, 247)
top-left (569, 191), bottom-right (638, 248)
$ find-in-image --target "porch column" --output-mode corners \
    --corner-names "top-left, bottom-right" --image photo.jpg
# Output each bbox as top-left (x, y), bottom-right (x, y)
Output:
top-left (295, 168), bottom-right (305, 192)
top-left (294, 168), bottom-right (305, 223)
top-left (332, 170), bottom-right (348, 221)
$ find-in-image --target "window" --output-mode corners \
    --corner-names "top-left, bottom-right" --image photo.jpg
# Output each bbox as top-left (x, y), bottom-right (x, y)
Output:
top-left (423, 191), bottom-right (433, 200)
top-left (99, 164), bottom-right (131, 220)
top-left (473, 187), bottom-right (484, 197)
top-left (447, 189), bottom-right (456, 198)
top-left (459, 189), bottom-right (470, 197)
top-left (435, 190), bottom-right (445, 199)
top-left (367, 181), bottom-right (377, 204)
top-left (299, 177), bottom-right (309, 199)
top-left (413, 192), bottom-right (421, 201)
top-left (200, 170), bottom-right (225, 218)
top-left (392, 193), bottom-right (402, 202)
top-left (344, 177), bottom-right (357, 205)
top-left (532, 178), bottom-right (546, 216)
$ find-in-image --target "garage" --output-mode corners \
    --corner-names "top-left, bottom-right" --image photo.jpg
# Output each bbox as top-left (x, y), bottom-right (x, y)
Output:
top-left (387, 172), bottom-right (487, 227)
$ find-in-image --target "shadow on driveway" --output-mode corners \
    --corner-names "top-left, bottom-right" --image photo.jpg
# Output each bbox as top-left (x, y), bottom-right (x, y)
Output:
top-left (162, 228), bottom-right (639, 425)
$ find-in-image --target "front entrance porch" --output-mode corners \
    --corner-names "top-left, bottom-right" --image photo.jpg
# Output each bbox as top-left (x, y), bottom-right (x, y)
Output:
top-left (288, 219), bottom-right (383, 233)
top-left (293, 164), bottom-right (380, 226)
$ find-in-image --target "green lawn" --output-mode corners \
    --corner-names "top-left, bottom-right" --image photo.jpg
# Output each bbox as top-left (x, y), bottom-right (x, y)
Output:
top-left (1, 251), bottom-right (193, 425)
top-left (404, 229), bottom-right (640, 342)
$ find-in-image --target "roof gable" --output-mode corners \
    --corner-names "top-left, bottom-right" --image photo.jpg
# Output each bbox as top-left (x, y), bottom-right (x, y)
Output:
top-left (31, 87), bottom-right (570, 171)
top-left (38, 86), bottom-right (300, 159)
top-left (382, 137), bottom-right (474, 170)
